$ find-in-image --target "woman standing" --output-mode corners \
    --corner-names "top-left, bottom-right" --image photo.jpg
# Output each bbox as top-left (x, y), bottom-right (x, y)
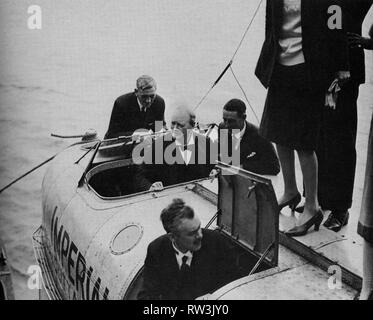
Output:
top-left (354, 23), bottom-right (373, 300)
top-left (255, 0), bottom-right (350, 236)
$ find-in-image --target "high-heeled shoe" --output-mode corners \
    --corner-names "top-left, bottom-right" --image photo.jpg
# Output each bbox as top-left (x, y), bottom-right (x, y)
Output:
top-left (284, 210), bottom-right (324, 237)
top-left (278, 193), bottom-right (302, 211)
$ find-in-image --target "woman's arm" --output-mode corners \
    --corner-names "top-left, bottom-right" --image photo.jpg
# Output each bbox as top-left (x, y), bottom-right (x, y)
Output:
top-left (348, 23), bottom-right (373, 50)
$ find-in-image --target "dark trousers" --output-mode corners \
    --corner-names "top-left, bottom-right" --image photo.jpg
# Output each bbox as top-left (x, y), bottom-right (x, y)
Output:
top-left (317, 82), bottom-right (360, 212)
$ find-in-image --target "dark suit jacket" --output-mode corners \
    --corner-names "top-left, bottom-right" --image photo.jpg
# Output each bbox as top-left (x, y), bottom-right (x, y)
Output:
top-left (137, 229), bottom-right (237, 300)
top-left (255, 0), bottom-right (350, 90)
top-left (135, 133), bottom-right (216, 190)
top-left (219, 121), bottom-right (280, 176)
top-left (105, 92), bottom-right (165, 139)
top-left (342, 0), bottom-right (373, 84)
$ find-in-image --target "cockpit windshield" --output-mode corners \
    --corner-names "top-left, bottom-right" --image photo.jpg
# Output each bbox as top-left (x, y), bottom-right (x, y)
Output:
top-left (86, 125), bottom-right (218, 198)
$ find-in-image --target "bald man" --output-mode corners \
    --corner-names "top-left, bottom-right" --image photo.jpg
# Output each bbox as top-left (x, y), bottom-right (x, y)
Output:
top-left (134, 106), bottom-right (215, 190)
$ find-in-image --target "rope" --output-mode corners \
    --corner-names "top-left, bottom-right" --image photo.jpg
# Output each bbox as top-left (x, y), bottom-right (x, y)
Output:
top-left (51, 134), bottom-right (84, 139)
top-left (193, 0), bottom-right (264, 112)
top-left (231, 0), bottom-right (264, 61)
top-left (193, 60), bottom-right (233, 111)
top-left (0, 156), bottom-right (55, 194)
top-left (229, 66), bottom-right (260, 124)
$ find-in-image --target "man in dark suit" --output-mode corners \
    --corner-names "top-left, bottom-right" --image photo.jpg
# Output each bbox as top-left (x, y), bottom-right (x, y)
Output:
top-left (218, 99), bottom-right (280, 176)
top-left (105, 75), bottom-right (165, 139)
top-left (317, 0), bottom-right (373, 232)
top-left (133, 106), bottom-right (216, 191)
top-left (137, 198), bottom-right (237, 300)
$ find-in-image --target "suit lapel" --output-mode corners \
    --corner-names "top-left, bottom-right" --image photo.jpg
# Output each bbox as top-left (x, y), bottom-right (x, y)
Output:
top-left (240, 122), bottom-right (254, 160)
top-left (164, 238), bottom-right (180, 276)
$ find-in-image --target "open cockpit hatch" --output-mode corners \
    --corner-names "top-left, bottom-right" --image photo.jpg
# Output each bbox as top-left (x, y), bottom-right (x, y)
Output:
top-left (83, 136), bottom-right (141, 197)
top-left (215, 162), bottom-right (279, 276)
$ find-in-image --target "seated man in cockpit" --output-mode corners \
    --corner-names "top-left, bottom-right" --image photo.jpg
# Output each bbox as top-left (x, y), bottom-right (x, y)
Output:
top-left (132, 105), bottom-right (216, 191)
top-left (138, 198), bottom-right (237, 300)
top-left (105, 75), bottom-right (165, 139)
top-left (217, 99), bottom-right (280, 175)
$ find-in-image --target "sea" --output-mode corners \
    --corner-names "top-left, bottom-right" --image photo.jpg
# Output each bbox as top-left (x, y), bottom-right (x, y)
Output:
top-left (0, 0), bottom-right (372, 300)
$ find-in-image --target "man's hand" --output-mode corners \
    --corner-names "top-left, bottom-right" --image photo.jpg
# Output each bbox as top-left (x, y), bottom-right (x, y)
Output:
top-left (132, 129), bottom-right (153, 143)
top-left (348, 32), bottom-right (373, 50)
top-left (336, 70), bottom-right (350, 86)
top-left (209, 168), bottom-right (220, 182)
top-left (149, 181), bottom-right (164, 192)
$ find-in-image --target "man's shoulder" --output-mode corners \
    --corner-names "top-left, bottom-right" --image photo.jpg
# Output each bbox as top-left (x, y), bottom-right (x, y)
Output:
top-left (201, 229), bottom-right (225, 246)
top-left (244, 121), bottom-right (260, 136)
top-left (242, 121), bottom-right (271, 146)
top-left (115, 92), bottom-right (135, 104)
top-left (148, 234), bottom-right (170, 252)
top-left (153, 95), bottom-right (165, 108)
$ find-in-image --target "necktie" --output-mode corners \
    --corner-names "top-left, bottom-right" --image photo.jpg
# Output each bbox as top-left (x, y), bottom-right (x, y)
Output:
top-left (180, 255), bottom-right (190, 273)
top-left (178, 255), bottom-right (192, 299)
top-left (140, 107), bottom-right (146, 123)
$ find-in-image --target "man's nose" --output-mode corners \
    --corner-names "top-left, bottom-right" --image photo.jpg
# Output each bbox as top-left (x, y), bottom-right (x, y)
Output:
top-left (196, 229), bottom-right (203, 240)
top-left (223, 120), bottom-right (231, 128)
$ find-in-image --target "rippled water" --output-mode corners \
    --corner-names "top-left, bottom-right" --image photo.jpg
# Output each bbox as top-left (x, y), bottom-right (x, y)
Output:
top-left (0, 0), bottom-right (372, 300)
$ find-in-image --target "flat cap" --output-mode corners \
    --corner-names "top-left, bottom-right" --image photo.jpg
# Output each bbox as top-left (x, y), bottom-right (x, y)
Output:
top-left (136, 75), bottom-right (157, 95)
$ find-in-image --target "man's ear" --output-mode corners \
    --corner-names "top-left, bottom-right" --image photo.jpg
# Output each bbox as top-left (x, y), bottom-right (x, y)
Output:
top-left (167, 232), bottom-right (175, 242)
top-left (243, 113), bottom-right (247, 120)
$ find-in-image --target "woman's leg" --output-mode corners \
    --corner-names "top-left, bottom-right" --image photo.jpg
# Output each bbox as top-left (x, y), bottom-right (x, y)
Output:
top-left (276, 144), bottom-right (299, 203)
top-left (297, 149), bottom-right (320, 223)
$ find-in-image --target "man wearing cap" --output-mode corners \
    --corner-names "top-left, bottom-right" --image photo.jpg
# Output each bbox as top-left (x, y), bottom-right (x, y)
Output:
top-left (137, 198), bottom-right (237, 300)
top-left (105, 75), bottom-right (165, 139)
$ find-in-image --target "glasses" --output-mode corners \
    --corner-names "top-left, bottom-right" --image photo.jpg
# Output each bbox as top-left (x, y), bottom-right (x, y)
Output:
top-left (138, 94), bottom-right (156, 100)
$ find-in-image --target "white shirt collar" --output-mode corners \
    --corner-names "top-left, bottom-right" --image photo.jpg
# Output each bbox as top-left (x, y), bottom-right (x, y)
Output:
top-left (233, 122), bottom-right (246, 140)
top-left (172, 242), bottom-right (193, 268)
top-left (137, 98), bottom-right (146, 112)
top-left (174, 134), bottom-right (195, 165)
top-left (175, 132), bottom-right (195, 147)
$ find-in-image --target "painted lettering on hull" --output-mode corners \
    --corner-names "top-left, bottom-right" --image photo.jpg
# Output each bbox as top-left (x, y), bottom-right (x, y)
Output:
top-left (50, 208), bottom-right (110, 300)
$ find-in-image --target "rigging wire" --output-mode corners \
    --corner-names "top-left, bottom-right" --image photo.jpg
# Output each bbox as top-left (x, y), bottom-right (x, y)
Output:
top-left (231, 0), bottom-right (264, 62)
top-left (0, 156), bottom-right (55, 194)
top-left (230, 66), bottom-right (260, 124)
top-left (193, 0), bottom-right (264, 119)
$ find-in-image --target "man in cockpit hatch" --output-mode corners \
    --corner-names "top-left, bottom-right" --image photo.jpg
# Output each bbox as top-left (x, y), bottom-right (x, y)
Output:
top-left (133, 106), bottom-right (216, 191)
top-left (105, 75), bottom-right (165, 139)
top-left (137, 198), bottom-right (237, 300)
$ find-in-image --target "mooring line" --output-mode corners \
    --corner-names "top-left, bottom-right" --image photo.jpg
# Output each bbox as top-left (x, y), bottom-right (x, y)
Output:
top-left (230, 65), bottom-right (260, 124)
top-left (193, 0), bottom-right (264, 113)
top-left (0, 156), bottom-right (55, 194)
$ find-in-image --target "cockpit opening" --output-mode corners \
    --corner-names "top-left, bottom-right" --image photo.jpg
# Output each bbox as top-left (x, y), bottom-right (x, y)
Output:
top-left (123, 230), bottom-right (272, 300)
top-left (87, 161), bottom-right (140, 197)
